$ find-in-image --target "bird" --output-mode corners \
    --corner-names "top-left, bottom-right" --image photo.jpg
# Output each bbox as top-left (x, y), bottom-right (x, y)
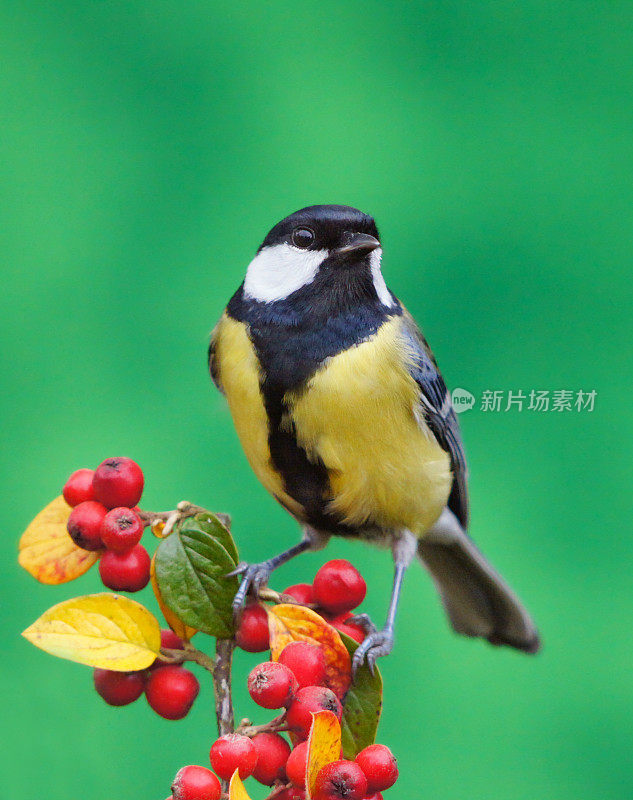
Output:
top-left (208, 204), bottom-right (540, 671)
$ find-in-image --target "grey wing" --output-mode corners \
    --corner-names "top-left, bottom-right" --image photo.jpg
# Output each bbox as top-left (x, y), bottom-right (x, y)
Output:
top-left (400, 311), bottom-right (468, 528)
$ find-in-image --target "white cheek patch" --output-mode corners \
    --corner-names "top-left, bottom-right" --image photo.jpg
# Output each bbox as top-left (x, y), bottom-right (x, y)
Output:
top-left (369, 248), bottom-right (395, 307)
top-left (243, 243), bottom-right (329, 302)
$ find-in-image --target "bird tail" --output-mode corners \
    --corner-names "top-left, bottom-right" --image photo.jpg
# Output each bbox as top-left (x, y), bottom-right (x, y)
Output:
top-left (418, 509), bottom-right (540, 654)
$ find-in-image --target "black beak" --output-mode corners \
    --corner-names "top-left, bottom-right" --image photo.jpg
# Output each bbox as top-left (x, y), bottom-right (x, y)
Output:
top-left (334, 232), bottom-right (381, 258)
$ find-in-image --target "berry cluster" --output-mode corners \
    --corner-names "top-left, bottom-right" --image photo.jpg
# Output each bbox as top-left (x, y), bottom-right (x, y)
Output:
top-left (236, 559), bottom-right (368, 653)
top-left (21, 445), bottom-right (409, 800)
top-left (51, 474), bottom-right (396, 799)
top-left (168, 639), bottom-right (398, 799)
top-left (63, 458), bottom-right (151, 592)
top-left (94, 629), bottom-right (201, 720)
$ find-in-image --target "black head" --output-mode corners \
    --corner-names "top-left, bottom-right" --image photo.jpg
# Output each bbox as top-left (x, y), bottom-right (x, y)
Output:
top-left (259, 205), bottom-right (380, 256)
top-left (242, 205), bottom-right (392, 307)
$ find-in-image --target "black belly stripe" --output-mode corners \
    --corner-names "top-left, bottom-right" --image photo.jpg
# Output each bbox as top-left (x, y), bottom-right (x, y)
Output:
top-left (226, 276), bottom-right (402, 533)
top-left (261, 377), bottom-right (338, 529)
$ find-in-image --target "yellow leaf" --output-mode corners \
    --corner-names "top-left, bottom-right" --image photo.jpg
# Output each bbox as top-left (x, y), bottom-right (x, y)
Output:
top-left (268, 604), bottom-right (352, 698)
top-left (22, 593), bottom-right (161, 670)
top-left (228, 769), bottom-right (252, 800)
top-left (150, 554), bottom-right (197, 641)
top-left (306, 710), bottom-right (342, 799)
top-left (18, 496), bottom-right (100, 584)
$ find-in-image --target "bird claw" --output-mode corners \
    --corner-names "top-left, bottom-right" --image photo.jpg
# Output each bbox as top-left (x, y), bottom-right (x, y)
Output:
top-left (225, 561), bottom-right (250, 578)
top-left (352, 628), bottom-right (394, 677)
top-left (346, 613), bottom-right (378, 635)
top-left (229, 561), bottom-right (274, 621)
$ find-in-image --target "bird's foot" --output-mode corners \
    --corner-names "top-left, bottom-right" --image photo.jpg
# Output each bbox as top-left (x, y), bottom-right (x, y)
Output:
top-left (352, 627), bottom-right (394, 676)
top-left (346, 613), bottom-right (378, 636)
top-left (227, 561), bottom-right (274, 620)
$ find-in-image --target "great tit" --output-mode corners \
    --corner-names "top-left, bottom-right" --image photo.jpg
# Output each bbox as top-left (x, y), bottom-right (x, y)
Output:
top-left (209, 204), bottom-right (540, 670)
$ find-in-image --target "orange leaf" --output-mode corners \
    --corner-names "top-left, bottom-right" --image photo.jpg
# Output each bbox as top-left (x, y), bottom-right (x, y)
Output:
top-left (18, 496), bottom-right (100, 584)
top-left (150, 554), bottom-right (197, 641)
top-left (268, 604), bottom-right (352, 699)
top-left (228, 769), bottom-right (252, 800)
top-left (306, 710), bottom-right (342, 799)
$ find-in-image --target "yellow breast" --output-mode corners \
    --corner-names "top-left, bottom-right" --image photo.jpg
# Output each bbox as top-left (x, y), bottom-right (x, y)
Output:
top-left (213, 313), bottom-right (451, 535)
top-left (211, 314), bottom-right (305, 519)
top-left (285, 316), bottom-right (451, 533)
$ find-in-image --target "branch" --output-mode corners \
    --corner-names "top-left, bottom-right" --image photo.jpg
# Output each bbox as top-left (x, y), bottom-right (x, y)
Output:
top-left (236, 711), bottom-right (289, 738)
top-left (138, 503), bottom-right (231, 537)
top-left (213, 638), bottom-right (235, 737)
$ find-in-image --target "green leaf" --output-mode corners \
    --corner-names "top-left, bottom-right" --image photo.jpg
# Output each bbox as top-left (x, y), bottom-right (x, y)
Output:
top-left (154, 516), bottom-right (239, 639)
top-left (192, 512), bottom-right (239, 565)
top-left (339, 633), bottom-right (383, 758)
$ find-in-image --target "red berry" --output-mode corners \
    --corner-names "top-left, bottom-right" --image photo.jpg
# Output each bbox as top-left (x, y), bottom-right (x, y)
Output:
top-left (63, 468), bottom-right (95, 507)
top-left (235, 603), bottom-right (270, 652)
top-left (171, 765), bottom-right (221, 800)
top-left (161, 628), bottom-right (184, 650)
top-left (328, 614), bottom-right (366, 645)
top-left (279, 642), bottom-right (327, 688)
top-left (93, 668), bottom-right (146, 706)
top-left (67, 500), bottom-right (108, 550)
top-left (314, 760), bottom-right (367, 800)
top-left (92, 457), bottom-right (144, 509)
top-left (152, 629), bottom-right (185, 668)
top-left (248, 661), bottom-right (298, 709)
top-left (99, 544), bottom-right (151, 591)
top-left (145, 665), bottom-right (199, 720)
top-left (283, 583), bottom-right (314, 605)
top-left (162, 628), bottom-right (184, 650)
top-left (354, 745), bottom-right (398, 793)
top-left (328, 611), bottom-right (351, 622)
top-left (327, 611), bottom-right (367, 644)
top-left (251, 732), bottom-right (291, 785)
top-left (286, 686), bottom-right (343, 739)
top-left (209, 734), bottom-right (258, 780)
top-left (100, 506), bottom-right (144, 552)
top-left (336, 624), bottom-right (365, 644)
top-left (286, 740), bottom-right (309, 788)
top-left (313, 560), bottom-right (366, 615)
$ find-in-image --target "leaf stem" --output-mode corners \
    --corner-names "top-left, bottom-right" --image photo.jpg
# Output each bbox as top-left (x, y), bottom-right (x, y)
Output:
top-left (258, 586), bottom-right (318, 609)
top-left (160, 645), bottom-right (217, 672)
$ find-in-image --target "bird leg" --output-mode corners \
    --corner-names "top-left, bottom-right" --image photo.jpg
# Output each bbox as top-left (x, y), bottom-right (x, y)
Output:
top-left (352, 530), bottom-right (417, 675)
top-left (229, 527), bottom-right (328, 618)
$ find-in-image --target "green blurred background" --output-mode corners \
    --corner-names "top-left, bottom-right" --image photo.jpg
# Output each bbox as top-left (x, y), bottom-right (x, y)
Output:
top-left (2, 2), bottom-right (632, 798)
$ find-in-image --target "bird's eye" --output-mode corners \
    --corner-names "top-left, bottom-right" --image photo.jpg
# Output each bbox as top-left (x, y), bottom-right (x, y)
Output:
top-left (291, 227), bottom-right (315, 249)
